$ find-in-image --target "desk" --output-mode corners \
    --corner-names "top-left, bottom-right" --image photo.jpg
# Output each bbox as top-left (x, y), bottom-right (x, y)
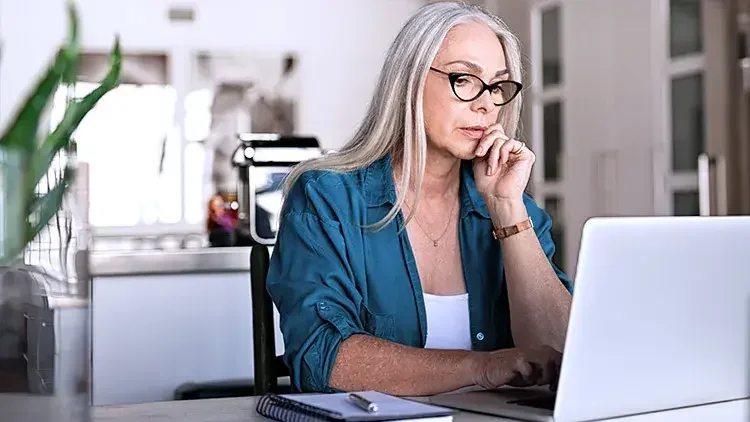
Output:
top-left (92, 395), bottom-right (750, 422)
top-left (92, 395), bottom-right (500, 421)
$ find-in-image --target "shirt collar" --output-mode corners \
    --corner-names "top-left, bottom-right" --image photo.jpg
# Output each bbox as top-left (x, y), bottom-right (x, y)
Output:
top-left (363, 152), bottom-right (490, 219)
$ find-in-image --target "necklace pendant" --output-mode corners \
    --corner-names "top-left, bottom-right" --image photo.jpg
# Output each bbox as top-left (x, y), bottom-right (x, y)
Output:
top-left (433, 241), bottom-right (438, 247)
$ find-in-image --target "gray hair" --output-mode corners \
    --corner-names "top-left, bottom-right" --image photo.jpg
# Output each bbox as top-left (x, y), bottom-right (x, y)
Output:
top-left (283, 1), bottom-right (524, 230)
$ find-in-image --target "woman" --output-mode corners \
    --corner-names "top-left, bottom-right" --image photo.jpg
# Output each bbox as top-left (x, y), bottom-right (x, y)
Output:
top-left (266, 2), bottom-right (573, 396)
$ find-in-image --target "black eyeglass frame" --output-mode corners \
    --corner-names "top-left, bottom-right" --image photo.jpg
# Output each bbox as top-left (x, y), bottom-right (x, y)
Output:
top-left (429, 67), bottom-right (523, 106)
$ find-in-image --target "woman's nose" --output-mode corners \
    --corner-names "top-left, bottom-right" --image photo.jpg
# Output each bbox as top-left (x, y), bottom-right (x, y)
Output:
top-left (470, 89), bottom-right (495, 113)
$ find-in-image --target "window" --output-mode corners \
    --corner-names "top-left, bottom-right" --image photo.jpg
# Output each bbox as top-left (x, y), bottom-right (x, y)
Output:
top-left (46, 53), bottom-right (214, 241)
top-left (538, 5), bottom-right (563, 183)
top-left (672, 191), bottom-right (700, 216)
top-left (543, 101), bottom-right (563, 181)
top-left (665, 1), bottom-right (705, 217)
top-left (50, 83), bottom-right (179, 227)
top-left (532, 3), bottom-right (566, 272)
top-left (183, 89), bottom-right (214, 225)
top-left (670, 73), bottom-right (705, 172)
top-left (541, 7), bottom-right (562, 87)
top-left (670, 0), bottom-right (702, 57)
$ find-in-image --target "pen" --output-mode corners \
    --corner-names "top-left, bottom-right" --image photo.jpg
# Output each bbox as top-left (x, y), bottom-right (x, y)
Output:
top-left (348, 393), bottom-right (378, 413)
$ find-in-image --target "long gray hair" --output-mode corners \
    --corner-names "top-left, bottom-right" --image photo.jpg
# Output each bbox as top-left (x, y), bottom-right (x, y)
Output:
top-left (283, 1), bottom-right (524, 230)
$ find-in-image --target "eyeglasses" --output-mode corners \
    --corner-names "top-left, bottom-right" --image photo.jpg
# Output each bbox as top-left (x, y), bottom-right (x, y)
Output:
top-left (429, 67), bottom-right (522, 106)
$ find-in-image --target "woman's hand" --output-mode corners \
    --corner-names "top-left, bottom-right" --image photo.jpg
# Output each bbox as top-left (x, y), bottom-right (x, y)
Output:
top-left (473, 346), bottom-right (562, 390)
top-left (472, 123), bottom-right (535, 203)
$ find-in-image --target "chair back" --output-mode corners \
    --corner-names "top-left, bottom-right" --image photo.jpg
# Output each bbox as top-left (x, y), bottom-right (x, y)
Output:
top-left (250, 245), bottom-right (289, 395)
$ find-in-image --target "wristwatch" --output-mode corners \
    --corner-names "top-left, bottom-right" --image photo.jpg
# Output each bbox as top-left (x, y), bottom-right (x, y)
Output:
top-left (492, 217), bottom-right (534, 240)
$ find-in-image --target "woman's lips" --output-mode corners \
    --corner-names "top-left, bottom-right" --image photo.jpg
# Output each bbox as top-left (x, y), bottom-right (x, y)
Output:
top-left (459, 127), bottom-right (486, 140)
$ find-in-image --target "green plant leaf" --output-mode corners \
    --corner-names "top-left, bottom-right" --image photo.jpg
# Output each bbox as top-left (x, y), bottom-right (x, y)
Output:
top-left (62, 1), bottom-right (81, 85)
top-left (28, 36), bottom-right (121, 195)
top-left (0, 1), bottom-right (122, 265)
top-left (0, 49), bottom-right (68, 153)
top-left (23, 167), bottom-right (76, 249)
top-left (0, 2), bottom-right (81, 153)
top-left (0, 147), bottom-right (27, 265)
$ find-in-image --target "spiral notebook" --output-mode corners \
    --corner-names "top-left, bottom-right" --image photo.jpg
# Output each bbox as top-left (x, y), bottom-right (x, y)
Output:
top-left (256, 391), bottom-right (455, 422)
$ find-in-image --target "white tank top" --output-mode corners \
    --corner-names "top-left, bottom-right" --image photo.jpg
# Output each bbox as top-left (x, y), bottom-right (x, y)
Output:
top-left (423, 292), bottom-right (472, 350)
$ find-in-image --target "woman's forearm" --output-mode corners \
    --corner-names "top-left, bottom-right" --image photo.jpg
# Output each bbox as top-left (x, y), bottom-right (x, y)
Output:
top-left (501, 229), bottom-right (571, 350)
top-left (489, 200), bottom-right (572, 351)
top-left (328, 334), bottom-right (479, 396)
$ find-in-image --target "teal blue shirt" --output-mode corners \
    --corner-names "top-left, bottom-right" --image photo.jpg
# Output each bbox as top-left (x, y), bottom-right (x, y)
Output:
top-left (266, 153), bottom-right (573, 392)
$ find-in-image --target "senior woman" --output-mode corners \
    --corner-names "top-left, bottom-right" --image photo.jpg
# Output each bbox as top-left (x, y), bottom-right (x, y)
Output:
top-left (266, 2), bottom-right (573, 396)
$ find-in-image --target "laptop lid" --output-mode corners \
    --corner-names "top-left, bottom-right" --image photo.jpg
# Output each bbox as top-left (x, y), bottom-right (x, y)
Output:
top-left (554, 216), bottom-right (750, 421)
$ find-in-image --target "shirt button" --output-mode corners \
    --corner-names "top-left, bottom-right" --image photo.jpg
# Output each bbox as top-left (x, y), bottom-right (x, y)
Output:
top-left (476, 332), bottom-right (485, 341)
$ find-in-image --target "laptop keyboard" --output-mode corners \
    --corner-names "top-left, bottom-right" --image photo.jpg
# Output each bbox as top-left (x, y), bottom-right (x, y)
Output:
top-left (508, 395), bottom-right (556, 411)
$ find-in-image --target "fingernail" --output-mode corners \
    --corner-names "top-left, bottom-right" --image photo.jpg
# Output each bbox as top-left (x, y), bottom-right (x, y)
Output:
top-left (486, 165), bottom-right (492, 176)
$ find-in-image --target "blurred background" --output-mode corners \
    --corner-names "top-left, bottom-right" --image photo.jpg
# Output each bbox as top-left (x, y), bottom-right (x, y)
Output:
top-left (0, 0), bottom-right (748, 409)
top-left (2, 0), bottom-right (749, 275)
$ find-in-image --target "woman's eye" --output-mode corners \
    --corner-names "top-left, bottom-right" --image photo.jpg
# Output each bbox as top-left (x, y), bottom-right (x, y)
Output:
top-left (454, 77), bottom-right (471, 85)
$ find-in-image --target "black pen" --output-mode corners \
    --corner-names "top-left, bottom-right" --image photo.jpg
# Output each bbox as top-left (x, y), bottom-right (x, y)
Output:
top-left (348, 393), bottom-right (378, 413)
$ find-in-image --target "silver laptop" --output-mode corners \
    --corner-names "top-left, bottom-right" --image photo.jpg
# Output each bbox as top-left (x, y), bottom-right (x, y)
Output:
top-left (430, 216), bottom-right (750, 421)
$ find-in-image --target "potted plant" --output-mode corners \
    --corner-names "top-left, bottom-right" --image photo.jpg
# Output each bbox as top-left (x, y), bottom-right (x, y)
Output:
top-left (0, 2), bottom-right (121, 420)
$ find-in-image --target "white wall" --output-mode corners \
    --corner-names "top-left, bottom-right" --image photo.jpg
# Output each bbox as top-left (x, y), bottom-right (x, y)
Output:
top-left (558, 0), bottom-right (665, 273)
top-left (0, 0), bottom-right (423, 149)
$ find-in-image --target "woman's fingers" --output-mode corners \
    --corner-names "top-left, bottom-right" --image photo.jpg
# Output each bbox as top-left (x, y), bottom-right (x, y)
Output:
top-left (474, 124), bottom-right (532, 177)
top-left (527, 346), bottom-right (562, 387)
top-left (483, 138), bottom-right (527, 176)
top-left (537, 360), bottom-right (556, 386)
top-left (499, 139), bottom-right (527, 167)
top-left (476, 128), bottom-right (509, 176)
top-left (516, 359), bottom-right (536, 384)
top-left (487, 135), bottom-right (504, 176)
top-left (475, 129), bottom-right (508, 157)
top-left (474, 136), bottom-right (494, 157)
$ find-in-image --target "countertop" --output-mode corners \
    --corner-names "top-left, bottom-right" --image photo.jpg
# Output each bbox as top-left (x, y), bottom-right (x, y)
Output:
top-left (90, 247), bottom-right (256, 276)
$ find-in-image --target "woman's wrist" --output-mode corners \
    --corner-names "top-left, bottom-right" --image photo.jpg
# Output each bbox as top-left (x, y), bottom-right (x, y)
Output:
top-left (487, 198), bottom-right (528, 228)
top-left (467, 351), bottom-right (491, 388)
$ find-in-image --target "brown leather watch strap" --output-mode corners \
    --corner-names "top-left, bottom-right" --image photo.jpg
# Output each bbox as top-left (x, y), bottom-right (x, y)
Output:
top-left (492, 217), bottom-right (534, 240)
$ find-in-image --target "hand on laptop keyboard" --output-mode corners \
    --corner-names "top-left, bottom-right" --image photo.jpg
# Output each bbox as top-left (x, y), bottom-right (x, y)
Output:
top-left (473, 345), bottom-right (561, 391)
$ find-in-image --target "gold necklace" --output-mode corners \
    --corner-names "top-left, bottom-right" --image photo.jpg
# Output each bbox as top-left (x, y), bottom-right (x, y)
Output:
top-left (402, 198), bottom-right (458, 247)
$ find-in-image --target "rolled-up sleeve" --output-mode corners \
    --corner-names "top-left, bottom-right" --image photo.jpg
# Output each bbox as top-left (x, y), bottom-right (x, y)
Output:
top-left (266, 177), bottom-right (368, 392)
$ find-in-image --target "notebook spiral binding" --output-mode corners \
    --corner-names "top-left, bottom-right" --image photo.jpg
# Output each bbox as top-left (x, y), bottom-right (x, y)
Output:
top-left (256, 393), bottom-right (345, 422)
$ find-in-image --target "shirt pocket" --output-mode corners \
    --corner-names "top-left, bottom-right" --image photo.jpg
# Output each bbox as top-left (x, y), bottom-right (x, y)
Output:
top-left (360, 305), bottom-right (395, 341)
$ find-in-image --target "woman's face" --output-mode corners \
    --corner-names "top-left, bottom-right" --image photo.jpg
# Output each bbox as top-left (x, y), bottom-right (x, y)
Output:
top-left (423, 21), bottom-right (509, 160)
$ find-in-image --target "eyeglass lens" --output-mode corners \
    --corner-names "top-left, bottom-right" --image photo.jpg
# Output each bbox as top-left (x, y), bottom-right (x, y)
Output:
top-left (452, 74), bottom-right (518, 105)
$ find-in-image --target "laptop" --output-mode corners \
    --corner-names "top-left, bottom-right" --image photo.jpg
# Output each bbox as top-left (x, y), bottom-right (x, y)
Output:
top-left (430, 216), bottom-right (750, 421)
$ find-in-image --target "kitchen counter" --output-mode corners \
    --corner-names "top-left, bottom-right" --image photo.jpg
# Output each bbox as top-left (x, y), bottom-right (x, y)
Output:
top-left (89, 246), bottom-right (283, 406)
top-left (90, 247), bottom-right (254, 276)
